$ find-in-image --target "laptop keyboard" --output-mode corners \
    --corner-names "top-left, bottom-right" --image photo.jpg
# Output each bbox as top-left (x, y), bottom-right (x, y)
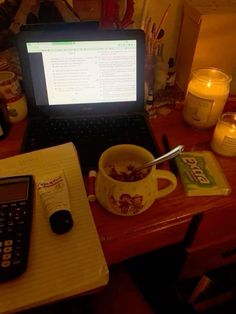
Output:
top-left (23, 114), bottom-right (159, 173)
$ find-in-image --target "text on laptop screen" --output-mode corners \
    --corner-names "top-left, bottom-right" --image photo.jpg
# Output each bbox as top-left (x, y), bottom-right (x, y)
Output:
top-left (26, 40), bottom-right (137, 106)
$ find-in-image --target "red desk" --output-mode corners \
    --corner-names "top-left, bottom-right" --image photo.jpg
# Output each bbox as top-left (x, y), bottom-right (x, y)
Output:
top-left (1, 109), bottom-right (236, 269)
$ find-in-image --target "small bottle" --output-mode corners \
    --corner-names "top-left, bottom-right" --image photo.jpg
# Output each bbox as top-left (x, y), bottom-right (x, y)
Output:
top-left (166, 57), bottom-right (176, 87)
top-left (0, 104), bottom-right (9, 140)
top-left (145, 90), bottom-right (156, 118)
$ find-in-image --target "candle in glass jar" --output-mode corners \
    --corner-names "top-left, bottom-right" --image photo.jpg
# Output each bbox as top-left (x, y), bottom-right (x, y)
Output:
top-left (183, 68), bottom-right (231, 128)
top-left (211, 112), bottom-right (236, 157)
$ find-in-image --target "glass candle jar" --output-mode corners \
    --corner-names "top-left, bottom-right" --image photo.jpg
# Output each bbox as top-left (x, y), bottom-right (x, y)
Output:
top-left (211, 112), bottom-right (236, 157)
top-left (183, 68), bottom-right (232, 129)
top-left (144, 55), bottom-right (156, 93)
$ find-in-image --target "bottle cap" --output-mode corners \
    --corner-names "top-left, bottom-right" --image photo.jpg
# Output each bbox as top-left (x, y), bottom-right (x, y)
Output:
top-left (49, 210), bottom-right (73, 234)
top-left (89, 170), bottom-right (97, 177)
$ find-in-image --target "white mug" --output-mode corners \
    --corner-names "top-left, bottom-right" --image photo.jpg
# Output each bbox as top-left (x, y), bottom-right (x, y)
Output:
top-left (0, 71), bottom-right (28, 123)
top-left (95, 144), bottom-right (177, 216)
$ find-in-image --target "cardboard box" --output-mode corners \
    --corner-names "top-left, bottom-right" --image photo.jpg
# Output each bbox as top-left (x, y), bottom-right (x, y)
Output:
top-left (175, 0), bottom-right (236, 94)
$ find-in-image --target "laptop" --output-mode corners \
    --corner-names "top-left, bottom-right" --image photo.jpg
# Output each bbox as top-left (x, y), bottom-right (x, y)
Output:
top-left (17, 24), bottom-right (160, 174)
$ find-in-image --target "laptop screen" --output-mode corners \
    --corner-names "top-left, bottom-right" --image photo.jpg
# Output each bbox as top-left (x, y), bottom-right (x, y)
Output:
top-left (27, 39), bottom-right (137, 106)
top-left (17, 27), bottom-right (145, 117)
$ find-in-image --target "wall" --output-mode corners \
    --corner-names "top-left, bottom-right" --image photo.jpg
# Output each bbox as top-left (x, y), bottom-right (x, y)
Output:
top-left (133, 0), bottom-right (184, 67)
top-left (69, 0), bottom-right (184, 66)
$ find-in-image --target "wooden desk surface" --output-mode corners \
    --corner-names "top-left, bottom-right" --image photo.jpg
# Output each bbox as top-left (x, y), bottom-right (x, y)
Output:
top-left (1, 109), bottom-right (236, 265)
top-left (0, 118), bottom-right (28, 158)
top-left (91, 109), bottom-right (236, 264)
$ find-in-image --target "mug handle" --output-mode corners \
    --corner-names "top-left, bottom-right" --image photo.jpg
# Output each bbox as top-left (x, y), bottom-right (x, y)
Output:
top-left (154, 169), bottom-right (177, 198)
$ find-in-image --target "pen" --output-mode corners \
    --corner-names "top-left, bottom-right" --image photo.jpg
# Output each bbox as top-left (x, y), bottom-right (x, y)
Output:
top-left (161, 134), bottom-right (178, 175)
top-left (87, 170), bottom-right (97, 202)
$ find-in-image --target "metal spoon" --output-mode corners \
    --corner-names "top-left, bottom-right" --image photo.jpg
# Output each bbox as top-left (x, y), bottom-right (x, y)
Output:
top-left (134, 145), bottom-right (184, 172)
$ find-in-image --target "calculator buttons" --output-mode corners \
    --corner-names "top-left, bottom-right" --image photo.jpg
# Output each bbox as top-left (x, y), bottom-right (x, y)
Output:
top-left (3, 246), bottom-right (12, 253)
top-left (2, 253), bottom-right (11, 260)
top-left (1, 261), bottom-right (11, 267)
top-left (4, 240), bottom-right (13, 246)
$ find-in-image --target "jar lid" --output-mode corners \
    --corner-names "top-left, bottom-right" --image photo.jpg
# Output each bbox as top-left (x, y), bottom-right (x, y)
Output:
top-left (219, 112), bottom-right (236, 126)
top-left (192, 67), bottom-right (232, 84)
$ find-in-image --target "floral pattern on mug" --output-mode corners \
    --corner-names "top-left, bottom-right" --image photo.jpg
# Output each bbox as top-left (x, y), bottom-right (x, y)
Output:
top-left (109, 193), bottom-right (144, 215)
top-left (6, 81), bottom-right (21, 97)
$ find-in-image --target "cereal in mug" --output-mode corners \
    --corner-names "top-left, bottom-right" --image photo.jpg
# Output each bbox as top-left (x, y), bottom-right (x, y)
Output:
top-left (105, 160), bottom-right (150, 182)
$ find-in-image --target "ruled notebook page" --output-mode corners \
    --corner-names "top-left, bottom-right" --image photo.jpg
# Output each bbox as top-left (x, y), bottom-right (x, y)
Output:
top-left (0, 142), bottom-right (109, 314)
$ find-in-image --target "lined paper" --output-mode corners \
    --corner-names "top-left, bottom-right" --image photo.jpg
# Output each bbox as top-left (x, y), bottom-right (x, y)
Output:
top-left (0, 142), bottom-right (109, 314)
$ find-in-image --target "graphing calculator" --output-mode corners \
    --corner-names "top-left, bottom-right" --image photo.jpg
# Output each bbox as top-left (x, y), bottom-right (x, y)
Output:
top-left (0, 175), bottom-right (34, 282)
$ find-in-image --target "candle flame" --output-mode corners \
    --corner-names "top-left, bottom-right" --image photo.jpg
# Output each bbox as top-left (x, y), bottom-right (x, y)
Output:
top-left (207, 80), bottom-right (212, 88)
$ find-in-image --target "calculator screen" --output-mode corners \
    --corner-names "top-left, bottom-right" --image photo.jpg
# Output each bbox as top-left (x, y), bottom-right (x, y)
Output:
top-left (0, 181), bottom-right (28, 203)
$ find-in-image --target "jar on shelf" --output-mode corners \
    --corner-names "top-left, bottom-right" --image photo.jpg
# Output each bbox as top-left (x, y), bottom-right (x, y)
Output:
top-left (211, 112), bottom-right (236, 157)
top-left (183, 68), bottom-right (232, 129)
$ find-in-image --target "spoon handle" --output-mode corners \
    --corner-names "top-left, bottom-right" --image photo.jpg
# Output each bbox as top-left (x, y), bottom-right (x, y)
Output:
top-left (137, 145), bottom-right (184, 170)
